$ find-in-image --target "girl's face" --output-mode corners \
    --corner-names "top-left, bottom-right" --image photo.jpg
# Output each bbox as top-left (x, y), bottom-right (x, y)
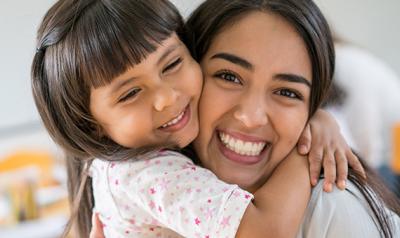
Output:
top-left (90, 34), bottom-right (203, 149)
top-left (194, 12), bottom-right (312, 192)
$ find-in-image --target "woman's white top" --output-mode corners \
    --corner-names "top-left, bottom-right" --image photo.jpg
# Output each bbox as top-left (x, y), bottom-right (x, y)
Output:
top-left (89, 150), bottom-right (253, 238)
top-left (297, 179), bottom-right (400, 238)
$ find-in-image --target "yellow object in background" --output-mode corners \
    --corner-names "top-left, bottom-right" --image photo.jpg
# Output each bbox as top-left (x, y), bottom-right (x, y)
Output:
top-left (392, 123), bottom-right (400, 174)
top-left (0, 151), bottom-right (55, 187)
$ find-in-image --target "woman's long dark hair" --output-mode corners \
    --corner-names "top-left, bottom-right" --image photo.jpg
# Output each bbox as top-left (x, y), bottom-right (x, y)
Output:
top-left (31, 0), bottom-right (185, 237)
top-left (185, 0), bottom-right (400, 237)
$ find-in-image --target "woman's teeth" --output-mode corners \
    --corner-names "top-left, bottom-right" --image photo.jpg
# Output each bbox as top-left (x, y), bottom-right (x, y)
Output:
top-left (161, 110), bottom-right (185, 128)
top-left (219, 132), bottom-right (266, 156)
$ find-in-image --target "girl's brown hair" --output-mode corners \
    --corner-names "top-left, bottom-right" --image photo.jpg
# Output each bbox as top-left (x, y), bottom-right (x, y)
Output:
top-left (31, 0), bottom-right (185, 236)
top-left (185, 0), bottom-right (400, 237)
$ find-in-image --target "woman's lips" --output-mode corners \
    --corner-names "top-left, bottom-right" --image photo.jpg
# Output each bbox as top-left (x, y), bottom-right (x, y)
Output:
top-left (216, 130), bottom-right (270, 165)
top-left (159, 105), bottom-right (191, 132)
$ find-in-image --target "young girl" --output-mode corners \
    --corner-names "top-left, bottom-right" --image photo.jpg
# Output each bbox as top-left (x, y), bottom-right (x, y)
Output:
top-left (32, 0), bottom-right (361, 237)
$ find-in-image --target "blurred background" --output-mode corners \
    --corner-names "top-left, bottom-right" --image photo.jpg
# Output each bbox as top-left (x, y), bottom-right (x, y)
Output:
top-left (0, 0), bottom-right (399, 237)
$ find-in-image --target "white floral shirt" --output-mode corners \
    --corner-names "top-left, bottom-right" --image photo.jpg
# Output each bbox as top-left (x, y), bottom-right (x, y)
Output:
top-left (89, 150), bottom-right (253, 238)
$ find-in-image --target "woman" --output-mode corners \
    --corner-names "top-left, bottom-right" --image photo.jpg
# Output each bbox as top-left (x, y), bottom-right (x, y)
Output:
top-left (91, 0), bottom-right (400, 237)
top-left (185, 0), bottom-right (400, 237)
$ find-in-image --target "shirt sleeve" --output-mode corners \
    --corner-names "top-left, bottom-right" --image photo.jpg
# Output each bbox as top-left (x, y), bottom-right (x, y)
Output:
top-left (108, 151), bottom-right (253, 238)
top-left (297, 180), bottom-right (399, 238)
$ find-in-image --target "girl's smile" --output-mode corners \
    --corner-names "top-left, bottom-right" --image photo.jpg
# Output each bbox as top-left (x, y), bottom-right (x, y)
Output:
top-left (90, 34), bottom-right (203, 149)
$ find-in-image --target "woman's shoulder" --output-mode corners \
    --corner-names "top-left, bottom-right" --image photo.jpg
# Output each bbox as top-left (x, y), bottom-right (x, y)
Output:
top-left (298, 179), bottom-right (400, 238)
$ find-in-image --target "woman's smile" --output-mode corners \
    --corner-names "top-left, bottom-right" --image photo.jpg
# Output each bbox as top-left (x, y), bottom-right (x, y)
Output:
top-left (193, 11), bottom-right (312, 191)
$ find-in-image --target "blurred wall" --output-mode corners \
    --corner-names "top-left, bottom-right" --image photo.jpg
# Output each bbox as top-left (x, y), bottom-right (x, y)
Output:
top-left (0, 0), bottom-right (399, 132)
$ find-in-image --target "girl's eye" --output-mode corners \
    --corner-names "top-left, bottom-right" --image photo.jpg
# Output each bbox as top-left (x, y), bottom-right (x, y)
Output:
top-left (163, 57), bottom-right (183, 73)
top-left (118, 88), bottom-right (141, 103)
top-left (214, 70), bottom-right (242, 84)
top-left (276, 89), bottom-right (302, 100)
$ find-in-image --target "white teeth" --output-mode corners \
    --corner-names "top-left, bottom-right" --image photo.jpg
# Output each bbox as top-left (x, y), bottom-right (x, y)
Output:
top-left (219, 132), bottom-right (266, 156)
top-left (161, 110), bottom-right (185, 128)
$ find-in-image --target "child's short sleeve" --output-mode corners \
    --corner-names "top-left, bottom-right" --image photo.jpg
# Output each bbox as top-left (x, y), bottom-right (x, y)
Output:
top-left (107, 151), bottom-right (253, 238)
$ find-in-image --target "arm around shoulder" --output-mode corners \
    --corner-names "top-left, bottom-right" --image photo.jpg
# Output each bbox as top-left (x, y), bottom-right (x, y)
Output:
top-left (236, 149), bottom-right (311, 238)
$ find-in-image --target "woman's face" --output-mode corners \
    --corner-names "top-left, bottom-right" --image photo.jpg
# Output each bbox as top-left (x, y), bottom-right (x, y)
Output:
top-left (194, 11), bottom-right (312, 192)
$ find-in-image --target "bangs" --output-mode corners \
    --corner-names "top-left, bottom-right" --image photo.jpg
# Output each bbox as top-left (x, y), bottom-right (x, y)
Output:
top-left (67, 0), bottom-right (183, 88)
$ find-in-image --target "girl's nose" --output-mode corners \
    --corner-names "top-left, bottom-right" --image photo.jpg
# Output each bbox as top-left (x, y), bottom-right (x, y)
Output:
top-left (233, 95), bottom-right (268, 128)
top-left (153, 85), bottom-right (179, 111)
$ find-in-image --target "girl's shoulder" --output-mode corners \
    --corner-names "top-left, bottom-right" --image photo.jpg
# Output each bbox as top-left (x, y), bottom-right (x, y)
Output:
top-left (90, 150), bottom-right (197, 179)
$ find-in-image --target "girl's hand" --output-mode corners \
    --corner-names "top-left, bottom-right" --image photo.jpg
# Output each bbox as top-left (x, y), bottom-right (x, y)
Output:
top-left (89, 213), bottom-right (105, 238)
top-left (297, 109), bottom-right (366, 192)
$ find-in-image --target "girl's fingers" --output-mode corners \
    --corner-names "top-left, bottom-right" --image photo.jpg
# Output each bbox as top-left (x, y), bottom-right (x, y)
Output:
top-left (347, 150), bottom-right (366, 178)
top-left (322, 150), bottom-right (336, 192)
top-left (298, 124), bottom-right (312, 155)
top-left (308, 147), bottom-right (323, 186)
top-left (335, 150), bottom-right (348, 190)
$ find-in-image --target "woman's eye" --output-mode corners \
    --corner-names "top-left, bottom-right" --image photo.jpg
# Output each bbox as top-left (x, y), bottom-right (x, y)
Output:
top-left (276, 89), bottom-right (302, 100)
top-left (214, 70), bottom-right (241, 84)
top-left (118, 88), bottom-right (141, 103)
top-left (163, 57), bottom-right (182, 73)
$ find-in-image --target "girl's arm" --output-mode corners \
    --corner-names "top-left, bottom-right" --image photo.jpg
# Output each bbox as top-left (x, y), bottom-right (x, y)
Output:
top-left (236, 148), bottom-right (310, 238)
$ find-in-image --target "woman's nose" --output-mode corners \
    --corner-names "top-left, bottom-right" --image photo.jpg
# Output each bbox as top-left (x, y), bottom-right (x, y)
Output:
top-left (233, 95), bottom-right (268, 128)
top-left (153, 85), bottom-right (179, 111)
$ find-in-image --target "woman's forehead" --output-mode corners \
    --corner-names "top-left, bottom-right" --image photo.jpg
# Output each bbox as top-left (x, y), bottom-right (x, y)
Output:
top-left (204, 11), bottom-right (312, 82)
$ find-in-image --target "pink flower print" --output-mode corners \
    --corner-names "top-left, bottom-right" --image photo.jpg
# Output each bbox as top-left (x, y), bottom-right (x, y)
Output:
top-left (125, 230), bottom-right (130, 235)
top-left (167, 161), bottom-right (173, 166)
top-left (245, 194), bottom-right (251, 199)
top-left (158, 206), bottom-right (163, 212)
top-left (151, 218), bottom-right (159, 226)
top-left (196, 188), bottom-right (202, 193)
top-left (207, 199), bottom-right (212, 203)
top-left (110, 162), bottom-right (116, 168)
top-left (194, 217), bottom-right (201, 225)
top-left (158, 178), bottom-right (171, 191)
top-left (115, 179), bottom-right (119, 186)
top-left (179, 206), bottom-right (185, 213)
top-left (222, 187), bottom-right (229, 192)
top-left (204, 207), bottom-right (216, 221)
top-left (149, 201), bottom-right (156, 210)
top-left (220, 216), bottom-right (231, 229)
top-left (149, 188), bottom-right (156, 194)
top-left (155, 160), bottom-right (161, 165)
top-left (186, 188), bottom-right (192, 194)
top-left (233, 191), bottom-right (241, 197)
top-left (205, 236), bottom-right (210, 238)
top-left (128, 218), bottom-right (136, 225)
top-left (149, 227), bottom-right (155, 232)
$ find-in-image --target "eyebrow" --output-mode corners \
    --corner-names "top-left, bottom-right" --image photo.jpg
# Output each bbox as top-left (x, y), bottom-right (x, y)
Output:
top-left (274, 73), bottom-right (311, 88)
top-left (157, 43), bottom-right (182, 65)
top-left (210, 52), bottom-right (311, 87)
top-left (210, 52), bottom-right (254, 70)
